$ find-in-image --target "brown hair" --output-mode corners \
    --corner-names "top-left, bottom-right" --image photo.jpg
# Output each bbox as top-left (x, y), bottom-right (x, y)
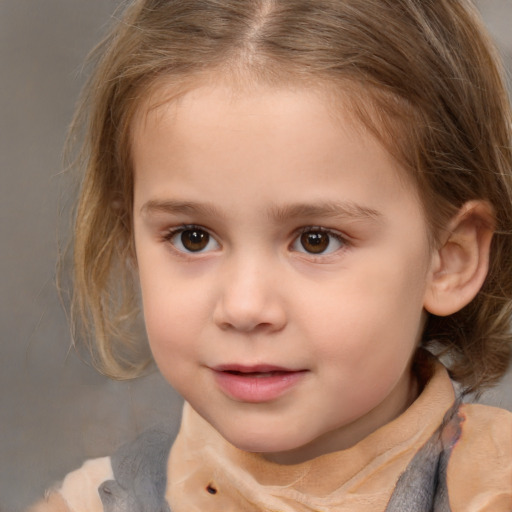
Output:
top-left (70, 0), bottom-right (512, 390)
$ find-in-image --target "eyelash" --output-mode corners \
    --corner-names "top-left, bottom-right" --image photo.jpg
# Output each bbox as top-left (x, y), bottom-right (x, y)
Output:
top-left (161, 224), bottom-right (349, 256)
top-left (162, 224), bottom-right (208, 240)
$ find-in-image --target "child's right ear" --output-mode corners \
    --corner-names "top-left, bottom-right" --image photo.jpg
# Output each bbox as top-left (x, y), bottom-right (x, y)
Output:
top-left (423, 201), bottom-right (495, 317)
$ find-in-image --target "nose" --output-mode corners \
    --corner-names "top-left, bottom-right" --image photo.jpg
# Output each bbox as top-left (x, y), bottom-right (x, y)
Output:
top-left (212, 255), bottom-right (287, 333)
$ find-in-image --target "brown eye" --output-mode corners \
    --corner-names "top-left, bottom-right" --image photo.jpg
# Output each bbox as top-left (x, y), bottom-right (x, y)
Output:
top-left (300, 231), bottom-right (330, 254)
top-left (181, 229), bottom-right (210, 252)
top-left (292, 228), bottom-right (345, 255)
top-left (168, 226), bottom-right (219, 253)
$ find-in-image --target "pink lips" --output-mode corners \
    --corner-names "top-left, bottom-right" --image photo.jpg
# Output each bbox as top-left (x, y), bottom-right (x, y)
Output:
top-left (212, 364), bottom-right (307, 403)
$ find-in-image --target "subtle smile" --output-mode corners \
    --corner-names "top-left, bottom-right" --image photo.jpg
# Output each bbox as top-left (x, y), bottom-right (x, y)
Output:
top-left (211, 365), bottom-right (308, 403)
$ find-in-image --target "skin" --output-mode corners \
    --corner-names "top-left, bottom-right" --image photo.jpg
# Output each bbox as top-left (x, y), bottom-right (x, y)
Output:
top-left (132, 82), bottom-right (439, 465)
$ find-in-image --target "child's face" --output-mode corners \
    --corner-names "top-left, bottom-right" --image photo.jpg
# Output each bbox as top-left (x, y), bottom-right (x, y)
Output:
top-left (132, 82), bottom-right (435, 463)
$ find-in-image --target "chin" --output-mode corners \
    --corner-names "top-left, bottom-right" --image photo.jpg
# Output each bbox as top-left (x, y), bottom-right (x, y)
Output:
top-left (218, 423), bottom-right (310, 457)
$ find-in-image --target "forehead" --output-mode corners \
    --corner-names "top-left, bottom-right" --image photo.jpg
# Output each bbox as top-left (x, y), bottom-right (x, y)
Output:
top-left (132, 74), bottom-right (416, 177)
top-left (130, 80), bottom-right (421, 216)
top-left (133, 79), bottom-right (397, 164)
top-left (133, 82), bottom-right (355, 151)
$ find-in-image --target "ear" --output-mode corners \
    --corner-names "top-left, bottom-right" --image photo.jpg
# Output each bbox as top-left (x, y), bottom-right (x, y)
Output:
top-left (424, 200), bottom-right (495, 316)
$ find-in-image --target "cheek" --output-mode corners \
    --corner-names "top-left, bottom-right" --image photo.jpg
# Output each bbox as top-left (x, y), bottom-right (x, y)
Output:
top-left (137, 265), bottom-right (202, 365)
top-left (307, 254), bottom-right (428, 365)
top-left (143, 289), bottom-right (194, 346)
top-left (142, 293), bottom-right (200, 395)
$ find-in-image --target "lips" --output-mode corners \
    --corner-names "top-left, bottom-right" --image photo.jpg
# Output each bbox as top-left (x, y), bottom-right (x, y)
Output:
top-left (211, 364), bottom-right (307, 403)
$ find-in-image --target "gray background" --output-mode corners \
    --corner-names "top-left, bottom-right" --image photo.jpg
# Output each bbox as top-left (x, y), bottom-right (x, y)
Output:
top-left (1, 1), bottom-right (511, 511)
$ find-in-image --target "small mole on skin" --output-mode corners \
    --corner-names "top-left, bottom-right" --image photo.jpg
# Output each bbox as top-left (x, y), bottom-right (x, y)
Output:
top-left (206, 484), bottom-right (218, 495)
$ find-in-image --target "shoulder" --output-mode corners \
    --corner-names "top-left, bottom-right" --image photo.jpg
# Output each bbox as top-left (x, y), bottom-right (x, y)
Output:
top-left (447, 403), bottom-right (512, 511)
top-left (27, 457), bottom-right (113, 512)
top-left (26, 427), bottom-right (174, 512)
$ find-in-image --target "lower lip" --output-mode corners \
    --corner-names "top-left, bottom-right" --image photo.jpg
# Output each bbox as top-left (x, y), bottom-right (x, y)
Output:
top-left (213, 370), bottom-right (307, 403)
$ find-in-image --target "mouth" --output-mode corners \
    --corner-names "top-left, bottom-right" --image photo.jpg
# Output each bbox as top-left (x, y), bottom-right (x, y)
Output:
top-left (211, 364), bottom-right (308, 403)
top-left (226, 370), bottom-right (289, 377)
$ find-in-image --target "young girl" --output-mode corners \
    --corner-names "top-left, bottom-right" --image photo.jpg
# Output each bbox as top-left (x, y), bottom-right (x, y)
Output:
top-left (30, 0), bottom-right (512, 510)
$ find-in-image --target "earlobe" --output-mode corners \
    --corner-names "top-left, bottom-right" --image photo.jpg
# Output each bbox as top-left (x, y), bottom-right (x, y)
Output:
top-left (424, 201), bottom-right (495, 317)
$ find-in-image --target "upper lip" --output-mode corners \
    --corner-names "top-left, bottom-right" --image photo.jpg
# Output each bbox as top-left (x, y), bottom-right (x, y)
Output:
top-left (212, 364), bottom-right (302, 373)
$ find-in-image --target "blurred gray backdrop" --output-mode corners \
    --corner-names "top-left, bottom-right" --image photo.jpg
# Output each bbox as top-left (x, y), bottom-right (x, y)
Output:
top-left (1, 1), bottom-right (511, 511)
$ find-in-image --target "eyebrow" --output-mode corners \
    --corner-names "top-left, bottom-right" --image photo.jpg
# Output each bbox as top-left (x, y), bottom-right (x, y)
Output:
top-left (267, 201), bottom-right (382, 223)
top-left (140, 199), bottom-right (381, 223)
top-left (141, 199), bottom-right (225, 219)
